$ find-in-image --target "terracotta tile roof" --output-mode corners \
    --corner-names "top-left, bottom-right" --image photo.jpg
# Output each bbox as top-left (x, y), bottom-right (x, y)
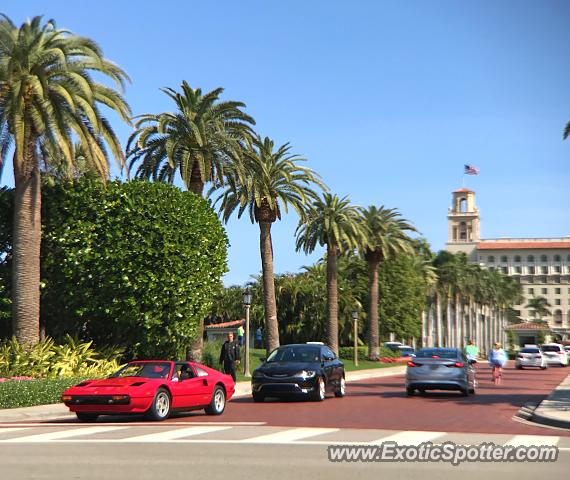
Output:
top-left (478, 241), bottom-right (570, 250)
top-left (453, 188), bottom-right (474, 193)
top-left (504, 322), bottom-right (551, 331)
top-left (205, 319), bottom-right (245, 329)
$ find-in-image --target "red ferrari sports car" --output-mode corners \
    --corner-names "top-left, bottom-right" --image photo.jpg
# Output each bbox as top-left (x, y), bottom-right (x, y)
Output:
top-left (62, 360), bottom-right (235, 422)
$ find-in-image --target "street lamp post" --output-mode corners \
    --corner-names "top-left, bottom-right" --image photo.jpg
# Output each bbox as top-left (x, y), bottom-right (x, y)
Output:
top-left (352, 310), bottom-right (359, 367)
top-left (243, 287), bottom-right (253, 377)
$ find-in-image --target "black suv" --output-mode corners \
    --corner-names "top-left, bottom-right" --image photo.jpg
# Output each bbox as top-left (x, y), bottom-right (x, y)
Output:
top-left (251, 343), bottom-right (345, 402)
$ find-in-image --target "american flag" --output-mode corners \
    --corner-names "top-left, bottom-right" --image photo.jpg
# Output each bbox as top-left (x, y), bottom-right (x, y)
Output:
top-left (464, 164), bottom-right (479, 175)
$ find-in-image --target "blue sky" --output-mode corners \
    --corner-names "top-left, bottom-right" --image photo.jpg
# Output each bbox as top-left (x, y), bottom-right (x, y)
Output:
top-left (2, 1), bottom-right (570, 286)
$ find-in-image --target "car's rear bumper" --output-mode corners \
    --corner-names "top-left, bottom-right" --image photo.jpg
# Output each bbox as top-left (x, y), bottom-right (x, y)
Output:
top-left (516, 360), bottom-right (545, 367)
top-left (406, 380), bottom-right (468, 391)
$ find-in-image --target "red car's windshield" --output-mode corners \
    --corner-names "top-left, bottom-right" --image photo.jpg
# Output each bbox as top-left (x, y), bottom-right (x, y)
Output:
top-left (110, 362), bottom-right (171, 379)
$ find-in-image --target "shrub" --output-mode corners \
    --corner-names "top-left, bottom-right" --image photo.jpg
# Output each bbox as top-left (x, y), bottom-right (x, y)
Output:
top-left (0, 336), bottom-right (124, 379)
top-left (0, 377), bottom-right (88, 409)
top-left (40, 179), bottom-right (228, 358)
top-left (202, 340), bottom-right (223, 369)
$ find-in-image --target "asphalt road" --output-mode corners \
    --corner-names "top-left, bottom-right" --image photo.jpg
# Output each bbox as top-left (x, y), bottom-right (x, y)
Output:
top-left (1, 443), bottom-right (567, 480)
top-left (72, 362), bottom-right (570, 436)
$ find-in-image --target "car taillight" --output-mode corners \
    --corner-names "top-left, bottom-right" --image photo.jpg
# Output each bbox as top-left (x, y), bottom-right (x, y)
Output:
top-left (432, 355), bottom-right (440, 358)
top-left (407, 361), bottom-right (418, 367)
top-left (559, 352), bottom-right (565, 355)
top-left (454, 362), bottom-right (464, 368)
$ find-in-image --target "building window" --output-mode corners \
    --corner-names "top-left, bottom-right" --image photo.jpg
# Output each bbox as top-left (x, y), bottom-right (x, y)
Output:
top-left (501, 267), bottom-right (508, 274)
top-left (527, 277), bottom-right (534, 284)
top-left (542, 288), bottom-right (548, 295)
top-left (528, 288), bottom-right (534, 295)
top-left (555, 299), bottom-right (561, 306)
top-left (540, 255), bottom-right (548, 262)
top-left (514, 266), bottom-right (522, 274)
top-left (500, 255), bottom-right (508, 263)
top-left (555, 288), bottom-right (561, 294)
top-left (554, 276), bottom-right (561, 284)
top-left (488, 266), bottom-right (495, 272)
top-left (554, 266), bottom-right (561, 273)
top-left (554, 255), bottom-right (561, 262)
top-left (554, 310), bottom-right (563, 324)
top-left (567, 255), bottom-right (570, 262)
top-left (514, 255), bottom-right (521, 262)
top-left (527, 255), bottom-right (535, 262)
top-left (541, 266), bottom-right (548, 274)
top-left (488, 256), bottom-right (495, 263)
top-left (541, 276), bottom-right (547, 283)
top-left (528, 266), bottom-right (535, 274)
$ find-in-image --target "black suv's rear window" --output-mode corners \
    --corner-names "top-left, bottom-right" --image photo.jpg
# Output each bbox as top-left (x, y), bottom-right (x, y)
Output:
top-left (520, 348), bottom-right (540, 353)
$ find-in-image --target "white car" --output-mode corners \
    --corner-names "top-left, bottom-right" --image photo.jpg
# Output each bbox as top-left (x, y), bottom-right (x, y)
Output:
top-left (541, 343), bottom-right (568, 367)
top-left (515, 347), bottom-right (547, 370)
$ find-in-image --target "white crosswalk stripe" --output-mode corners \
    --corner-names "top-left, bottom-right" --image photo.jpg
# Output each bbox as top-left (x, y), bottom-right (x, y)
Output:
top-left (243, 427), bottom-right (339, 443)
top-left (0, 424), bottom-right (566, 447)
top-left (504, 435), bottom-right (560, 447)
top-left (124, 426), bottom-right (232, 442)
top-left (5, 426), bottom-right (128, 442)
top-left (372, 430), bottom-right (447, 445)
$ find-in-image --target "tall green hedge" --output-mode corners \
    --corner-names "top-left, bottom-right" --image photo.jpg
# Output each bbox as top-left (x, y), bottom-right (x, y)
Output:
top-left (0, 179), bottom-right (227, 359)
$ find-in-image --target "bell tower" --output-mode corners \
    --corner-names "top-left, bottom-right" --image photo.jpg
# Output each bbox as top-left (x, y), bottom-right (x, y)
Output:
top-left (446, 188), bottom-right (480, 260)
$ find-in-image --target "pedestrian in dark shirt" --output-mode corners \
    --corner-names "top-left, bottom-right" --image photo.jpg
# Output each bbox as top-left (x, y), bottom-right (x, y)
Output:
top-left (219, 332), bottom-right (240, 382)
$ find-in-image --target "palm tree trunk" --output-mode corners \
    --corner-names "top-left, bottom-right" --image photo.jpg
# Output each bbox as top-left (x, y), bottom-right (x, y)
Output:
top-left (446, 297), bottom-right (452, 347)
top-left (326, 246), bottom-right (339, 356)
top-left (259, 221), bottom-right (279, 354)
top-left (435, 292), bottom-right (442, 347)
top-left (188, 162), bottom-right (205, 196)
top-left (367, 255), bottom-right (380, 359)
top-left (12, 142), bottom-right (41, 345)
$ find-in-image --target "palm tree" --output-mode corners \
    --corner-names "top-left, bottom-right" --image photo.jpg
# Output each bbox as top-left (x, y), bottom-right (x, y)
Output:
top-left (211, 135), bottom-right (325, 354)
top-left (525, 296), bottom-right (551, 323)
top-left (127, 81), bottom-right (255, 195)
top-left (295, 193), bottom-right (367, 355)
top-left (359, 206), bottom-right (415, 359)
top-left (0, 16), bottom-right (131, 344)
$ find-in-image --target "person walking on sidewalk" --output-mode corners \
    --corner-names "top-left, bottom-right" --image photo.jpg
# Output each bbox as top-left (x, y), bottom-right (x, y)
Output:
top-left (219, 332), bottom-right (241, 382)
top-left (237, 324), bottom-right (245, 346)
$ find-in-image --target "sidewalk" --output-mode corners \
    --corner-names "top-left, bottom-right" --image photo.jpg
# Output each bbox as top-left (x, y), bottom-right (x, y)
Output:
top-left (0, 365), bottom-right (407, 423)
top-left (531, 371), bottom-right (570, 430)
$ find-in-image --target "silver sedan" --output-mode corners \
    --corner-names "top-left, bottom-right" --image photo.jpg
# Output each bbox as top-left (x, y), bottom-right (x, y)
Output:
top-left (405, 348), bottom-right (476, 396)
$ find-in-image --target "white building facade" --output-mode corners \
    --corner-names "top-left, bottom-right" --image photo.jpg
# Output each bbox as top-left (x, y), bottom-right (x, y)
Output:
top-left (444, 188), bottom-right (570, 341)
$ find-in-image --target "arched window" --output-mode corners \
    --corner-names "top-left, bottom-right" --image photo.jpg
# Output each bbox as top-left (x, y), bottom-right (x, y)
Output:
top-left (500, 256), bottom-right (508, 263)
top-left (488, 256), bottom-right (495, 263)
top-left (554, 255), bottom-right (561, 262)
top-left (527, 255), bottom-right (535, 262)
top-left (567, 255), bottom-right (570, 262)
top-left (554, 310), bottom-right (563, 324)
top-left (459, 198), bottom-right (467, 213)
top-left (540, 254), bottom-right (548, 262)
top-left (514, 255), bottom-right (521, 263)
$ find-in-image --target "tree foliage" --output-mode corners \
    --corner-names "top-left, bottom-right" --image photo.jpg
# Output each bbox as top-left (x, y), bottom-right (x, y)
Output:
top-left (2, 179), bottom-right (229, 358)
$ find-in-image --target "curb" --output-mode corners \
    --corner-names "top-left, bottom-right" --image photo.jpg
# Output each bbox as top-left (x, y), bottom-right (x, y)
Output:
top-left (530, 372), bottom-right (570, 430)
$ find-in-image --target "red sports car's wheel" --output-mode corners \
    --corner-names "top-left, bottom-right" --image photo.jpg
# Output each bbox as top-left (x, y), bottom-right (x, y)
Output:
top-left (205, 385), bottom-right (226, 415)
top-left (146, 388), bottom-right (171, 421)
top-left (76, 412), bottom-right (99, 422)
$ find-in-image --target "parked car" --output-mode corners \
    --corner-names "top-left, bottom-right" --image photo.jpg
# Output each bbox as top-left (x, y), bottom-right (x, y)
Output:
top-left (62, 360), bottom-right (235, 422)
top-left (397, 346), bottom-right (415, 357)
top-left (564, 346), bottom-right (570, 358)
top-left (384, 341), bottom-right (403, 351)
top-left (251, 343), bottom-right (345, 402)
top-left (405, 347), bottom-right (476, 396)
top-left (515, 347), bottom-right (548, 370)
top-left (541, 344), bottom-right (569, 367)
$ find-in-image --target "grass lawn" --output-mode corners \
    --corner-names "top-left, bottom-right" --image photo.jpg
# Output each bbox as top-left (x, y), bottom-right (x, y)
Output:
top-left (235, 348), bottom-right (402, 383)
